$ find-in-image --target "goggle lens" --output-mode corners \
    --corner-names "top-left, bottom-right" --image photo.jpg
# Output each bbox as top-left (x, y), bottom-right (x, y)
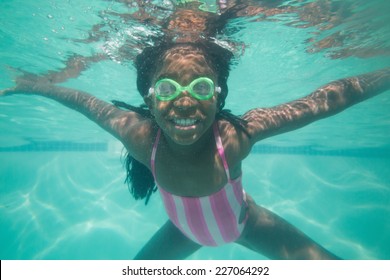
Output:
top-left (156, 81), bottom-right (177, 98)
top-left (192, 80), bottom-right (212, 96)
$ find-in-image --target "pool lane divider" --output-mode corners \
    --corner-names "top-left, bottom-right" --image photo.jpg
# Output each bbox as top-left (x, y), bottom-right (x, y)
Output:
top-left (0, 141), bottom-right (389, 158)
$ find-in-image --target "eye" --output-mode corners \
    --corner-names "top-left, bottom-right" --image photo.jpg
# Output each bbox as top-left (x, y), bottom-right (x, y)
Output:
top-left (156, 81), bottom-right (176, 96)
top-left (193, 81), bottom-right (212, 95)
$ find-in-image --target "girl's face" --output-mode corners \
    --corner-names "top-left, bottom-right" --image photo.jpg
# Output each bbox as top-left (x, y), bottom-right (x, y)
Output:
top-left (146, 48), bottom-right (219, 146)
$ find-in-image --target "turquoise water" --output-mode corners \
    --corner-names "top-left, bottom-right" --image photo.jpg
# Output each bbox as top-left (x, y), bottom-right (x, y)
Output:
top-left (1, 0), bottom-right (390, 259)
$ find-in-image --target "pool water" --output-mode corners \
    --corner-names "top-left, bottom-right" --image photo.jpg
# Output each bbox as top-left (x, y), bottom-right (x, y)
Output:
top-left (1, 0), bottom-right (390, 260)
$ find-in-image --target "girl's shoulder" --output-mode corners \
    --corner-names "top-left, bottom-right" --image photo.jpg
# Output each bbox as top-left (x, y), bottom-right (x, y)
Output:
top-left (216, 119), bottom-right (252, 162)
top-left (121, 118), bottom-right (158, 167)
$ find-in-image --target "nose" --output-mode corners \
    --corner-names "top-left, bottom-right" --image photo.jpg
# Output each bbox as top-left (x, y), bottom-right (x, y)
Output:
top-left (173, 91), bottom-right (196, 111)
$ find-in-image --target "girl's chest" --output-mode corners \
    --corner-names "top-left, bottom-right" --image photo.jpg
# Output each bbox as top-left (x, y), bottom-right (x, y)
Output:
top-left (153, 146), bottom-right (231, 197)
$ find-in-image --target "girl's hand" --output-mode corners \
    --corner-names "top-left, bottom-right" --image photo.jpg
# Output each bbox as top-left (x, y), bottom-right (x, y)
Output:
top-left (0, 87), bottom-right (15, 96)
top-left (0, 71), bottom-right (52, 96)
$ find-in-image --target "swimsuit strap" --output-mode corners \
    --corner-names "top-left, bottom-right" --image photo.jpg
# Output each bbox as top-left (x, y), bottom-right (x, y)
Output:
top-left (213, 122), bottom-right (231, 181)
top-left (151, 128), bottom-right (161, 177)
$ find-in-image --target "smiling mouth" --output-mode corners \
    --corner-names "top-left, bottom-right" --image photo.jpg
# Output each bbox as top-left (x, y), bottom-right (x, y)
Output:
top-left (172, 118), bottom-right (199, 127)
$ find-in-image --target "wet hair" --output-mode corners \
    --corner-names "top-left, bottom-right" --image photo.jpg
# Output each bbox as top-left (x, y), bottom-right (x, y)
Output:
top-left (112, 40), bottom-right (248, 204)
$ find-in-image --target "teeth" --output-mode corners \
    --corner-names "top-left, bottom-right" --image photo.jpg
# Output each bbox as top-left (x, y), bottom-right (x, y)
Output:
top-left (173, 119), bottom-right (197, 127)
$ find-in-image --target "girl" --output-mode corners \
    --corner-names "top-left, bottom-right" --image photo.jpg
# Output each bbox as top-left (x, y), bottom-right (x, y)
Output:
top-left (2, 38), bottom-right (389, 259)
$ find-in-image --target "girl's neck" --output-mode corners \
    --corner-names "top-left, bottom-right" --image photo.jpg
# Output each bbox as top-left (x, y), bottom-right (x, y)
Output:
top-left (162, 125), bottom-right (215, 158)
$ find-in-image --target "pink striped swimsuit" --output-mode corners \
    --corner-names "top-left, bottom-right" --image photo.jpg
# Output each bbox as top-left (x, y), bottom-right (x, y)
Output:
top-left (151, 123), bottom-right (248, 246)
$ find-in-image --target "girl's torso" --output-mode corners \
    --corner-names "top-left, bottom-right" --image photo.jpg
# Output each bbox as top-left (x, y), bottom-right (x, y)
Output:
top-left (150, 120), bottom-right (245, 197)
top-left (150, 121), bottom-right (249, 246)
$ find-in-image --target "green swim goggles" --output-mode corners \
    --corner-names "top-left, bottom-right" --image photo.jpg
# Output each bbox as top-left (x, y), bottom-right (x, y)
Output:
top-left (148, 77), bottom-right (221, 101)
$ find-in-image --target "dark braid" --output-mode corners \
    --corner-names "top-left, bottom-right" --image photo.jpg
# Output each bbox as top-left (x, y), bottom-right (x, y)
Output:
top-left (111, 100), bottom-right (152, 118)
top-left (123, 146), bottom-right (157, 205)
top-left (217, 109), bottom-right (249, 137)
top-left (111, 101), bottom-right (157, 204)
top-left (114, 40), bottom-right (249, 204)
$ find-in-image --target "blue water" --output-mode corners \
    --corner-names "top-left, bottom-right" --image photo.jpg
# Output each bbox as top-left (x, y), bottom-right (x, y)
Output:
top-left (1, 0), bottom-right (390, 260)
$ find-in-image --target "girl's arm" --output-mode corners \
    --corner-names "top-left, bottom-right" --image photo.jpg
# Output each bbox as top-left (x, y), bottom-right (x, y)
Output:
top-left (1, 76), bottom-right (145, 144)
top-left (243, 68), bottom-right (390, 145)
